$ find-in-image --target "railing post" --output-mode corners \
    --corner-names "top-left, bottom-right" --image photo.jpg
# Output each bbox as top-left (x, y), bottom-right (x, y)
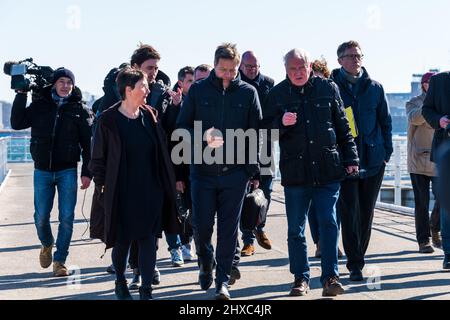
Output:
top-left (394, 140), bottom-right (402, 206)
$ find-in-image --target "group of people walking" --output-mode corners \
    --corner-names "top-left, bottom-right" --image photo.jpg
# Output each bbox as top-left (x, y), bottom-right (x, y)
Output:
top-left (10, 39), bottom-right (450, 300)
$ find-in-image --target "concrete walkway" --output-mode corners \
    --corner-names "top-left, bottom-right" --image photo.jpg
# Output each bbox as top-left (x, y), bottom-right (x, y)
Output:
top-left (0, 163), bottom-right (449, 300)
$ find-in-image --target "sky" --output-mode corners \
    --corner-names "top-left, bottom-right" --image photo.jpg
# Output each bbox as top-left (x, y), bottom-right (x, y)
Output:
top-left (0, 0), bottom-right (449, 102)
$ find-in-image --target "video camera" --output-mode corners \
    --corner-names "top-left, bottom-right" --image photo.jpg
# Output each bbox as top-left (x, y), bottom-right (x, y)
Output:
top-left (3, 58), bottom-right (54, 95)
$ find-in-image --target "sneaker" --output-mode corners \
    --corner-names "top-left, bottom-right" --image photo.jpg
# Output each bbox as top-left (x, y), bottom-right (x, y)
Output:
top-left (241, 243), bottom-right (255, 256)
top-left (255, 231), bottom-right (272, 250)
top-left (419, 242), bottom-right (434, 254)
top-left (39, 244), bottom-right (53, 269)
top-left (229, 266), bottom-right (241, 286)
top-left (152, 266), bottom-right (161, 285)
top-left (432, 231), bottom-right (442, 249)
top-left (322, 276), bottom-right (345, 297)
top-left (53, 261), bottom-right (69, 277)
top-left (128, 268), bottom-right (141, 290)
top-left (170, 248), bottom-right (184, 267)
top-left (106, 264), bottom-right (116, 274)
top-left (215, 283), bottom-right (231, 300)
top-left (314, 243), bottom-right (321, 258)
top-left (181, 244), bottom-right (194, 261)
top-left (289, 278), bottom-right (309, 296)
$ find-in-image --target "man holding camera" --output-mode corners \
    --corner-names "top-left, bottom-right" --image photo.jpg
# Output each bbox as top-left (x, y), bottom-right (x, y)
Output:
top-left (11, 68), bottom-right (93, 277)
top-left (422, 71), bottom-right (450, 269)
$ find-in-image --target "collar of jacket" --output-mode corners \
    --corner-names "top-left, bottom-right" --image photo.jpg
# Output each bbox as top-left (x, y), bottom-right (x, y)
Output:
top-left (208, 69), bottom-right (241, 92)
top-left (239, 70), bottom-right (263, 87)
top-left (331, 66), bottom-right (371, 94)
top-left (285, 74), bottom-right (314, 96)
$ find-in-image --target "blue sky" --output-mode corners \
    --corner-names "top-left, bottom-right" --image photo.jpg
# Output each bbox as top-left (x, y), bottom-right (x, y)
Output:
top-left (1, 0), bottom-right (449, 102)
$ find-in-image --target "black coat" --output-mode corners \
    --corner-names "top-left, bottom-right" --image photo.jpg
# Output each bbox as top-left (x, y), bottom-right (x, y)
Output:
top-left (176, 70), bottom-right (262, 178)
top-left (89, 103), bottom-right (181, 249)
top-left (264, 76), bottom-right (359, 187)
top-left (10, 86), bottom-right (93, 177)
top-left (331, 67), bottom-right (392, 178)
top-left (422, 72), bottom-right (450, 162)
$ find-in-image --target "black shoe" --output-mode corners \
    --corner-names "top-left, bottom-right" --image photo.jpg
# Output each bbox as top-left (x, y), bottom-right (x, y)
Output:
top-left (198, 262), bottom-right (214, 290)
top-left (139, 286), bottom-right (153, 300)
top-left (106, 264), bottom-right (115, 274)
top-left (215, 283), bottom-right (231, 300)
top-left (443, 254), bottom-right (450, 270)
top-left (349, 269), bottom-right (363, 282)
top-left (228, 266), bottom-right (241, 286)
top-left (115, 280), bottom-right (133, 300)
top-left (152, 267), bottom-right (161, 285)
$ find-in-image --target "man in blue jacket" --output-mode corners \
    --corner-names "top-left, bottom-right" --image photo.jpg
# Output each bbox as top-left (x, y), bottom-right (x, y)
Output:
top-left (331, 40), bottom-right (393, 282)
top-left (177, 43), bottom-right (262, 300)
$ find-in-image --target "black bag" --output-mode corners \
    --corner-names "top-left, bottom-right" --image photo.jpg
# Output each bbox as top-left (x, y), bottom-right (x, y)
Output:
top-left (240, 187), bottom-right (268, 231)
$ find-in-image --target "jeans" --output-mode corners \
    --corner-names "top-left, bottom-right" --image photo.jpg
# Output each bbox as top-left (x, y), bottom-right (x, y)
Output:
top-left (284, 183), bottom-right (340, 285)
top-left (241, 175), bottom-right (273, 245)
top-left (441, 206), bottom-right (450, 255)
top-left (34, 168), bottom-right (77, 263)
top-left (410, 173), bottom-right (440, 244)
top-left (166, 233), bottom-right (182, 251)
top-left (308, 203), bottom-right (341, 245)
top-left (191, 169), bottom-right (249, 287)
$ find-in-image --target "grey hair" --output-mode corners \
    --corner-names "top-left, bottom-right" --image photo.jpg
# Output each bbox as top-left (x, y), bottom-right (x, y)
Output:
top-left (283, 48), bottom-right (311, 66)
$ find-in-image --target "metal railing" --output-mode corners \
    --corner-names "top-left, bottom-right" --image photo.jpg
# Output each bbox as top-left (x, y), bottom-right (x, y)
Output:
top-left (7, 136), bottom-right (32, 163)
top-left (0, 138), bottom-right (9, 184)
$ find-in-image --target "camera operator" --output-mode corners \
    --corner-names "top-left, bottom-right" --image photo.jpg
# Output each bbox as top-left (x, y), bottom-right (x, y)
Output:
top-left (10, 67), bottom-right (94, 277)
top-left (422, 70), bottom-right (450, 269)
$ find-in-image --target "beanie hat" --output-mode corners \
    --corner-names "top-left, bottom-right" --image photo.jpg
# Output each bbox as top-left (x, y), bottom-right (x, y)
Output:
top-left (421, 72), bottom-right (436, 84)
top-left (52, 67), bottom-right (75, 86)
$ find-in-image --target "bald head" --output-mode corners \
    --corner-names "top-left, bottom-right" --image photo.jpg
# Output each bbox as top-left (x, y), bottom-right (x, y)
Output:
top-left (240, 51), bottom-right (260, 80)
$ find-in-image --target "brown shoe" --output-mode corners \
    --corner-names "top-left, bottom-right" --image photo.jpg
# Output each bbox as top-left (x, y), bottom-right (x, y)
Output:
top-left (53, 262), bottom-right (69, 277)
top-left (241, 243), bottom-right (255, 256)
top-left (289, 278), bottom-right (309, 296)
top-left (255, 231), bottom-right (272, 250)
top-left (39, 244), bottom-right (53, 269)
top-left (322, 276), bottom-right (345, 297)
top-left (432, 231), bottom-right (442, 249)
top-left (314, 243), bottom-right (321, 258)
top-left (419, 242), bottom-right (434, 254)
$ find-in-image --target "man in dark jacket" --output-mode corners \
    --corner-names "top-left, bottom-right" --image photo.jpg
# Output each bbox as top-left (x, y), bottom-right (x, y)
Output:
top-left (238, 51), bottom-right (275, 257)
top-left (264, 48), bottom-right (359, 297)
top-left (177, 43), bottom-right (262, 300)
top-left (331, 40), bottom-right (393, 282)
top-left (422, 71), bottom-right (450, 269)
top-left (10, 68), bottom-right (93, 277)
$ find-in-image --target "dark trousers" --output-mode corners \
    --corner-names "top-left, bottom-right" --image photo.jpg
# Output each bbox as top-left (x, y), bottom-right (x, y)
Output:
top-left (112, 234), bottom-right (157, 287)
top-left (128, 238), bottom-right (159, 270)
top-left (338, 166), bottom-right (385, 272)
top-left (410, 173), bottom-right (440, 244)
top-left (191, 169), bottom-right (249, 286)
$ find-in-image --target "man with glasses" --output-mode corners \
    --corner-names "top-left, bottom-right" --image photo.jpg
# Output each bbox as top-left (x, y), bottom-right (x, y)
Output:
top-left (331, 40), bottom-right (393, 282)
top-left (238, 51), bottom-right (275, 257)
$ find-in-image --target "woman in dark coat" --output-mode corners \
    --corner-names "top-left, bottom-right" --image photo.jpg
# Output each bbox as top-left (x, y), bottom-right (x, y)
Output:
top-left (89, 68), bottom-right (180, 300)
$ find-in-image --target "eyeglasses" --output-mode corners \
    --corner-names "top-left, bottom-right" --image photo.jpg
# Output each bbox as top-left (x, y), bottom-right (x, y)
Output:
top-left (243, 64), bottom-right (259, 70)
top-left (340, 54), bottom-right (364, 60)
